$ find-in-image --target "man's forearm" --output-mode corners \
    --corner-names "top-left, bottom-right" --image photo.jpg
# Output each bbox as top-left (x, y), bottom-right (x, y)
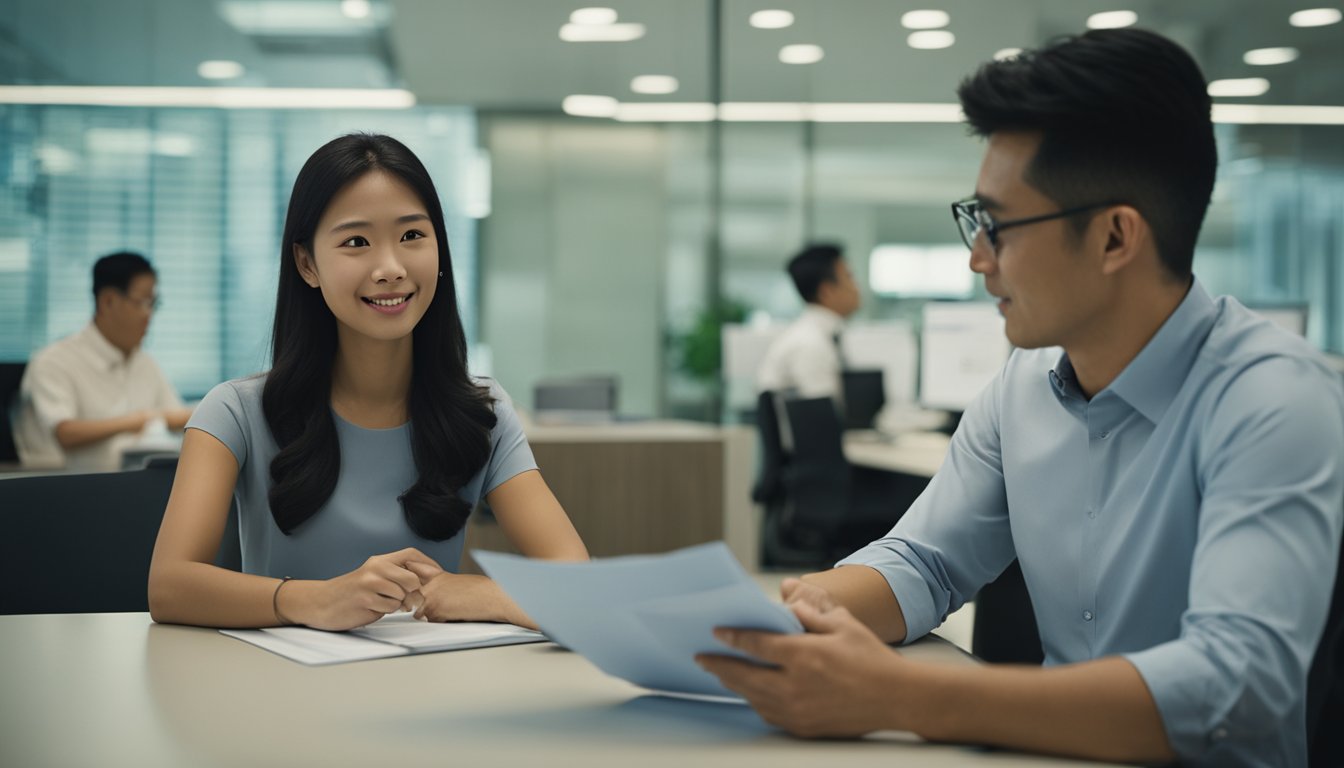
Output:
top-left (54, 413), bottom-right (144, 450)
top-left (905, 655), bottom-right (1174, 764)
top-left (802, 565), bottom-right (908, 643)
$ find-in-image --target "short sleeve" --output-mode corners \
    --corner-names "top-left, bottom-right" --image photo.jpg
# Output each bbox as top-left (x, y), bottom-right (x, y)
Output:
top-left (478, 380), bottom-right (539, 496)
top-left (186, 381), bottom-right (251, 470)
top-left (22, 353), bottom-right (79, 431)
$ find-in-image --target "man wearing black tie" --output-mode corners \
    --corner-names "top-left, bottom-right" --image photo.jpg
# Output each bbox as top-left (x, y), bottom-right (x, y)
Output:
top-left (756, 243), bottom-right (863, 403)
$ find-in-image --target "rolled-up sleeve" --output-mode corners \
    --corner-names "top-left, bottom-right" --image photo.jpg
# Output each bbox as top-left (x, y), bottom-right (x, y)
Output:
top-left (837, 367), bottom-right (1016, 643)
top-left (1124, 358), bottom-right (1344, 762)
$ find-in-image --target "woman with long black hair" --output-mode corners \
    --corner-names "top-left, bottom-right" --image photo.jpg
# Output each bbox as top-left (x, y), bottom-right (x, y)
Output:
top-left (148, 133), bottom-right (587, 630)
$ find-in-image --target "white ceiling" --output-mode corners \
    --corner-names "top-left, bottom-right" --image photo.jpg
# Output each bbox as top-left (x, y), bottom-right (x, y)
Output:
top-left (1, 0), bottom-right (1341, 107)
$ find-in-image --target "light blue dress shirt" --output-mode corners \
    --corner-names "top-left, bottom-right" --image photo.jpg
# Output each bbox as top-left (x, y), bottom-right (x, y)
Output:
top-left (839, 279), bottom-right (1344, 766)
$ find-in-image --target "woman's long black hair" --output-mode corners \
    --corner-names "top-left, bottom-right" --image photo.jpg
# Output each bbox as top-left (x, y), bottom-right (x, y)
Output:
top-left (262, 133), bottom-right (496, 540)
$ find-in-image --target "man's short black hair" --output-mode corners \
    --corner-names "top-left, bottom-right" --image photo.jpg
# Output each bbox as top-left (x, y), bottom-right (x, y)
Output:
top-left (787, 243), bottom-right (844, 303)
top-left (956, 28), bottom-right (1216, 280)
top-left (92, 251), bottom-right (156, 298)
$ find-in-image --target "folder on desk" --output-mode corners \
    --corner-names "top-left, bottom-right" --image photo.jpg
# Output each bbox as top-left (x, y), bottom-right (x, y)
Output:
top-left (474, 542), bottom-right (802, 701)
top-left (221, 613), bottom-right (545, 666)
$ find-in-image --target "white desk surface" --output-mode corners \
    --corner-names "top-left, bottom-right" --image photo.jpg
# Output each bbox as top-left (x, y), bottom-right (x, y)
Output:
top-left (843, 429), bottom-right (951, 478)
top-left (0, 612), bottom-right (1120, 768)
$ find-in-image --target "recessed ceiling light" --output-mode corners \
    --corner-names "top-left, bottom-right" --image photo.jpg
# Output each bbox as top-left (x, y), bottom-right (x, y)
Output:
top-left (1086, 10), bottom-right (1138, 29)
top-left (1208, 78), bottom-right (1271, 98)
top-left (779, 44), bottom-right (824, 64)
top-left (901, 10), bottom-right (950, 29)
top-left (1244, 47), bottom-right (1300, 66)
top-left (197, 60), bottom-right (245, 80)
top-left (562, 94), bottom-right (619, 117)
top-left (749, 10), bottom-right (794, 29)
top-left (993, 47), bottom-right (1023, 61)
top-left (630, 75), bottom-right (679, 95)
top-left (0, 85), bottom-right (415, 109)
top-left (1289, 8), bottom-right (1342, 26)
top-left (570, 7), bottom-right (618, 25)
top-left (907, 30), bottom-right (955, 50)
top-left (559, 22), bottom-right (645, 41)
top-left (340, 0), bottom-right (371, 20)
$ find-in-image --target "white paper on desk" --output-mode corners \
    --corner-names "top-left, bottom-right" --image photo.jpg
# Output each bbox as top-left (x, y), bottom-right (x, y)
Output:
top-left (221, 613), bottom-right (545, 665)
top-left (473, 542), bottom-right (802, 699)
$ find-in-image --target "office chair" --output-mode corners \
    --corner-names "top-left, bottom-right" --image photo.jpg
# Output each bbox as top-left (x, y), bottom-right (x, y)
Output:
top-left (0, 457), bottom-right (241, 614)
top-left (751, 390), bottom-right (787, 508)
top-left (1308, 516), bottom-right (1344, 766)
top-left (841, 369), bottom-right (885, 431)
top-left (970, 559), bottom-right (1045, 665)
top-left (0, 362), bottom-right (26, 463)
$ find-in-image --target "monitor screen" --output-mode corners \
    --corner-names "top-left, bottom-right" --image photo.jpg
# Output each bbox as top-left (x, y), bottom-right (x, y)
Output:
top-left (919, 302), bottom-right (1011, 413)
top-left (869, 244), bottom-right (976, 299)
top-left (841, 370), bottom-right (885, 430)
top-left (1248, 304), bottom-right (1308, 337)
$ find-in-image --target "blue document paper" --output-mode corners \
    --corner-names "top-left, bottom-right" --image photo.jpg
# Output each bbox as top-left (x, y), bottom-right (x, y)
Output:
top-left (473, 542), bottom-right (802, 700)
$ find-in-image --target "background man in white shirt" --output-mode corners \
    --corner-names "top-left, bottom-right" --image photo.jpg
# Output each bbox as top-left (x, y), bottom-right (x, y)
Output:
top-left (756, 243), bottom-right (862, 401)
top-left (15, 251), bottom-right (192, 471)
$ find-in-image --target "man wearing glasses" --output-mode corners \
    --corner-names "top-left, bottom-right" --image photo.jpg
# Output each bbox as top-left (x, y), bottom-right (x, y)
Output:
top-left (699, 28), bottom-right (1343, 766)
top-left (15, 251), bottom-right (192, 471)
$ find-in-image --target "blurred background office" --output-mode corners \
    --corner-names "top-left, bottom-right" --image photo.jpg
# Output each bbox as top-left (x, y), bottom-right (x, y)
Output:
top-left (3, 0), bottom-right (1342, 436)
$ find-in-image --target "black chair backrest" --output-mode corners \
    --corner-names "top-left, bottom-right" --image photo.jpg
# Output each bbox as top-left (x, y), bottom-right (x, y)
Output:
top-left (0, 361), bottom-right (26, 463)
top-left (841, 369), bottom-right (885, 431)
top-left (1308, 517), bottom-right (1344, 766)
top-left (751, 390), bottom-right (786, 504)
top-left (0, 458), bottom-right (241, 614)
top-left (781, 397), bottom-right (852, 535)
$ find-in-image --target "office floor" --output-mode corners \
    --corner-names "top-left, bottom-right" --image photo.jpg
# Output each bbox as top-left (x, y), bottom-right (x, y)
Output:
top-left (751, 570), bottom-right (975, 653)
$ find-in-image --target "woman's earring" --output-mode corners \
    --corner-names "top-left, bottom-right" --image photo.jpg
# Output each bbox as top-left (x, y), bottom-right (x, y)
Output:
top-left (438, 271), bottom-right (443, 278)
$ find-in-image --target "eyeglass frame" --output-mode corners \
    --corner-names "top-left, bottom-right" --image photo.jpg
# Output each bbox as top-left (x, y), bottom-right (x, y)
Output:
top-left (950, 197), bottom-right (1119, 251)
top-left (118, 290), bottom-right (161, 312)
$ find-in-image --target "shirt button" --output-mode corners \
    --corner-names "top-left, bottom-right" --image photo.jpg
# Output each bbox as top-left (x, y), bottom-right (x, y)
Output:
top-left (1082, 610), bottom-right (1094, 621)
top-left (1098, 431), bottom-right (1110, 439)
top-left (1212, 728), bottom-right (1229, 741)
top-left (1087, 508), bottom-right (1097, 519)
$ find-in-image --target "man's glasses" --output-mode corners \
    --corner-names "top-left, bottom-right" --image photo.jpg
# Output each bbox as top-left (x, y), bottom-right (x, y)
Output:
top-left (951, 197), bottom-right (1117, 251)
top-left (120, 292), bottom-right (161, 312)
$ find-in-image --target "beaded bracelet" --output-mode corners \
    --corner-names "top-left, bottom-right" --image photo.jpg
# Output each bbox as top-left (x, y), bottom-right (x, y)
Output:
top-left (272, 576), bottom-right (295, 626)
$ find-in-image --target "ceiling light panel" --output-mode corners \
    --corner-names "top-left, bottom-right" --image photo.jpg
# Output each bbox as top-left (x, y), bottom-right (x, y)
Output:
top-left (1289, 8), bottom-right (1342, 26)
top-left (900, 10), bottom-right (950, 29)
top-left (1243, 47), bottom-right (1299, 66)
top-left (1086, 10), bottom-right (1138, 29)
top-left (749, 10), bottom-right (794, 29)
top-left (631, 75), bottom-right (679, 95)
top-left (779, 44), bottom-right (824, 64)
top-left (907, 30), bottom-right (955, 49)
top-left (559, 22), bottom-right (645, 41)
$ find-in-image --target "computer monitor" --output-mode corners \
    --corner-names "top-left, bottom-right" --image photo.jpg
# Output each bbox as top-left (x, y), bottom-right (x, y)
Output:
top-left (1247, 303), bottom-right (1308, 337)
top-left (919, 302), bottom-right (1011, 413)
top-left (533, 376), bottom-right (618, 422)
top-left (869, 244), bottom-right (976, 299)
top-left (841, 370), bottom-right (885, 430)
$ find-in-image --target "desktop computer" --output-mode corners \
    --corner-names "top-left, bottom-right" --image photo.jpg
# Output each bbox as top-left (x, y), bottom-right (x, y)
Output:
top-left (919, 302), bottom-right (1012, 417)
top-left (1247, 303), bottom-right (1309, 337)
top-left (841, 369), bottom-right (885, 431)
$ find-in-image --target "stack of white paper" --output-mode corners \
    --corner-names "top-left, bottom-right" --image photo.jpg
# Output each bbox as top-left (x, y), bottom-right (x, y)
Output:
top-left (474, 542), bottom-right (802, 700)
top-left (221, 613), bottom-right (545, 666)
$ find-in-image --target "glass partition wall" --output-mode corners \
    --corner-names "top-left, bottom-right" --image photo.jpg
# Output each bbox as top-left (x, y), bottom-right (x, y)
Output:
top-left (3, 0), bottom-right (1342, 416)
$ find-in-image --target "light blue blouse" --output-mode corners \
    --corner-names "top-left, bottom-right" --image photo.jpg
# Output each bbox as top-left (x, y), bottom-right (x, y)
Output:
top-left (839, 279), bottom-right (1344, 767)
top-left (187, 376), bottom-right (537, 580)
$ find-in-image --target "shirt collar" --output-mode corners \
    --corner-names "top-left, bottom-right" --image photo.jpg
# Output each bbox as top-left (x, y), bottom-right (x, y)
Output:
top-left (1050, 278), bottom-right (1217, 424)
top-left (801, 303), bottom-right (845, 335)
top-left (79, 322), bottom-right (135, 370)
